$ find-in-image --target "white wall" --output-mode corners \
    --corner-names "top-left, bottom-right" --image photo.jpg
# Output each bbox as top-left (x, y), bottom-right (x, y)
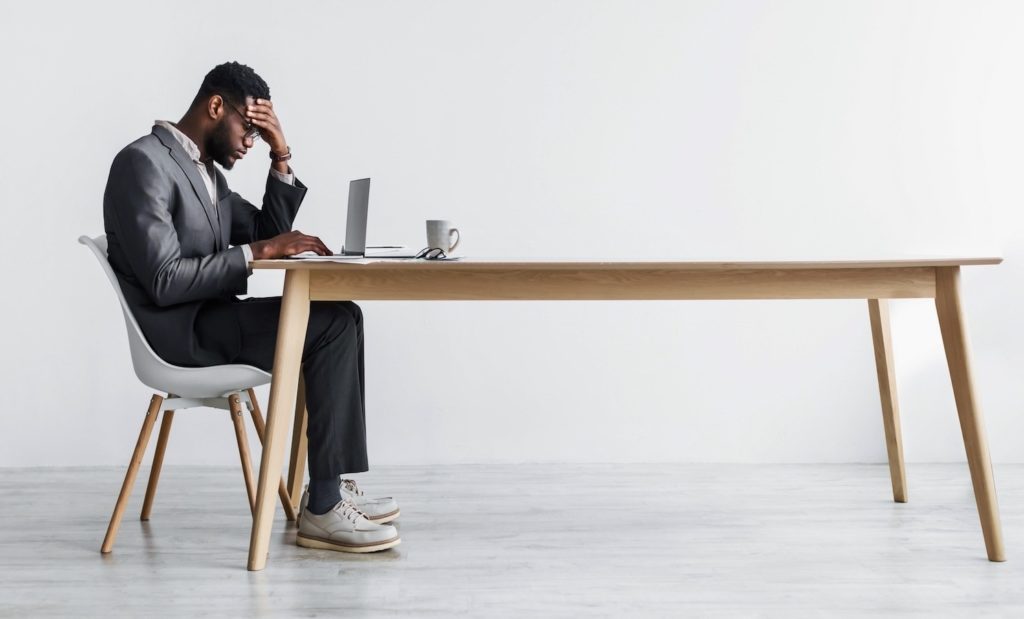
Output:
top-left (1, 0), bottom-right (1022, 467)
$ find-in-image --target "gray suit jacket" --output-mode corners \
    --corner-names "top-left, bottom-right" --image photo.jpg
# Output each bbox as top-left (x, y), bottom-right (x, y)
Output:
top-left (103, 124), bottom-right (306, 366)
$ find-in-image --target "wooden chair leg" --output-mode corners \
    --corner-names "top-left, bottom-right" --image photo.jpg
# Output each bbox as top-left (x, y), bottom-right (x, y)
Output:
top-left (286, 374), bottom-right (309, 510)
top-left (140, 409), bottom-right (176, 520)
top-left (229, 394), bottom-right (257, 515)
top-left (245, 388), bottom-right (298, 521)
top-left (868, 299), bottom-right (907, 503)
top-left (934, 267), bottom-right (1006, 562)
top-left (101, 394), bottom-right (163, 554)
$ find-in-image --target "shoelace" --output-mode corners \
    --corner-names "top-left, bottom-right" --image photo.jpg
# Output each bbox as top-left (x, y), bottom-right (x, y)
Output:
top-left (334, 498), bottom-right (368, 524)
top-left (340, 478), bottom-right (364, 496)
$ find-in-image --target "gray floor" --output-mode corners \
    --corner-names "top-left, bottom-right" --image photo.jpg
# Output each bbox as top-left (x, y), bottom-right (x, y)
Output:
top-left (0, 464), bottom-right (1022, 618)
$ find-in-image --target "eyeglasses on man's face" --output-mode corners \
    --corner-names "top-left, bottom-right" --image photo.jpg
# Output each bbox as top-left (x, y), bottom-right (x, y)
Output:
top-left (221, 96), bottom-right (261, 143)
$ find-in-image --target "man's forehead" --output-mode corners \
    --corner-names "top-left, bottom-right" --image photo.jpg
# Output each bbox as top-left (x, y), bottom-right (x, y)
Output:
top-left (209, 94), bottom-right (258, 107)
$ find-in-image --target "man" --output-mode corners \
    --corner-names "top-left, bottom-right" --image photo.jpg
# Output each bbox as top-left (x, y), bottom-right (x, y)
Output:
top-left (103, 61), bottom-right (400, 553)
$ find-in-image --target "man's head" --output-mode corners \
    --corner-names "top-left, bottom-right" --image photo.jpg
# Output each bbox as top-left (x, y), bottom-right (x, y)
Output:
top-left (188, 61), bottom-right (270, 170)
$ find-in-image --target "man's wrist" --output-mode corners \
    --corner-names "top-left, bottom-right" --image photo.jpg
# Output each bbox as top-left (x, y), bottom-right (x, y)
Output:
top-left (271, 160), bottom-right (291, 175)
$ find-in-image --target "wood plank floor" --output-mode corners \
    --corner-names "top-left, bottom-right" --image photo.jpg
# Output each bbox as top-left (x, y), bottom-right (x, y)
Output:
top-left (0, 464), bottom-right (1021, 618)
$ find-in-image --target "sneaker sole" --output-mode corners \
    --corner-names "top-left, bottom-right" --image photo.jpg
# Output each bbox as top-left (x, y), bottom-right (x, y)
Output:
top-left (296, 533), bottom-right (401, 553)
top-left (372, 508), bottom-right (400, 524)
top-left (297, 508), bottom-right (400, 526)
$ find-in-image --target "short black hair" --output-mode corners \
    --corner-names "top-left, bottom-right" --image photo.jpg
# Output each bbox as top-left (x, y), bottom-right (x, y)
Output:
top-left (192, 61), bottom-right (270, 109)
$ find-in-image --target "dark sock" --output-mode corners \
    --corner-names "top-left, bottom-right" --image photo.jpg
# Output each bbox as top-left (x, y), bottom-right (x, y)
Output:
top-left (308, 477), bottom-right (340, 515)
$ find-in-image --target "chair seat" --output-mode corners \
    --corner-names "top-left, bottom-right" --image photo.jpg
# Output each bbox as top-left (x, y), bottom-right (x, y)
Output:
top-left (138, 362), bottom-right (272, 399)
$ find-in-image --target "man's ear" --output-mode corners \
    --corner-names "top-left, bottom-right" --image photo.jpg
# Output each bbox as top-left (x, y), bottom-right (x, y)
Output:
top-left (206, 94), bottom-right (225, 121)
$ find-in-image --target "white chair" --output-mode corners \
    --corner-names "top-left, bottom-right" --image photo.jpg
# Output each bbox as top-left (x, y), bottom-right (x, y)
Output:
top-left (78, 235), bottom-right (297, 554)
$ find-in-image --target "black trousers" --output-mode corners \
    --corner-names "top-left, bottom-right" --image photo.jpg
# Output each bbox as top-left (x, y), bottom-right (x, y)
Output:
top-left (195, 297), bottom-right (368, 479)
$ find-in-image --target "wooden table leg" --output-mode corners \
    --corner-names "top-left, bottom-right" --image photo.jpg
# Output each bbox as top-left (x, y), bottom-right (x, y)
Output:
top-left (247, 270), bottom-right (310, 571)
top-left (867, 299), bottom-right (907, 503)
top-left (287, 373), bottom-right (309, 510)
top-left (934, 267), bottom-right (1006, 562)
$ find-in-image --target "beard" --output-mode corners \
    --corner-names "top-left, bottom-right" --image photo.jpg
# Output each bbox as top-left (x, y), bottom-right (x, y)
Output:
top-left (205, 119), bottom-right (237, 170)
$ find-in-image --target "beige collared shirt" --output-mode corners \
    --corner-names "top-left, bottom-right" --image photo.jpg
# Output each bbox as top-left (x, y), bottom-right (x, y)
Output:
top-left (155, 120), bottom-right (295, 268)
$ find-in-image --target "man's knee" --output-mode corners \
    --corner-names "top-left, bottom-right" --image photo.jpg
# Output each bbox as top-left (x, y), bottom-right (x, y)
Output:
top-left (309, 301), bottom-right (359, 344)
top-left (339, 301), bottom-right (362, 327)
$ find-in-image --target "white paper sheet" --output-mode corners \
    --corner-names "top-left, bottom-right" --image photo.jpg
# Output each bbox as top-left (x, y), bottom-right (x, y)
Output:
top-left (286, 255), bottom-right (388, 264)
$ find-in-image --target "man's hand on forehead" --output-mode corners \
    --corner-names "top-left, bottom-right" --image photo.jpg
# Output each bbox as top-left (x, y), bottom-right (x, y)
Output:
top-left (245, 98), bottom-right (288, 158)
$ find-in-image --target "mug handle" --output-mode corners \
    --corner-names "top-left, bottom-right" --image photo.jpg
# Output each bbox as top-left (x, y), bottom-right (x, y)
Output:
top-left (448, 228), bottom-right (460, 253)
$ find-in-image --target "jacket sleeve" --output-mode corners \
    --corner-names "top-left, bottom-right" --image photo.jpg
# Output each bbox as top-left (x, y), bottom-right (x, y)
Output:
top-left (105, 148), bottom-right (249, 307)
top-left (228, 171), bottom-right (308, 245)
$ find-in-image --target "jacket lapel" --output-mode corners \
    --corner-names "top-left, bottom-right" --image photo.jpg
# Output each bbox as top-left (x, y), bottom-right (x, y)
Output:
top-left (216, 169), bottom-right (232, 251)
top-left (152, 125), bottom-right (220, 248)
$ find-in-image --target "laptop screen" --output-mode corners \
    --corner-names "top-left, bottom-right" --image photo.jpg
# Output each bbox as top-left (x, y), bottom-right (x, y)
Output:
top-left (343, 178), bottom-right (370, 256)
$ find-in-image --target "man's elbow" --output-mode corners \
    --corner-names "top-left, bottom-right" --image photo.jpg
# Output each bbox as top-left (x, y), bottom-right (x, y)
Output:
top-left (149, 271), bottom-right (187, 307)
top-left (149, 285), bottom-right (180, 308)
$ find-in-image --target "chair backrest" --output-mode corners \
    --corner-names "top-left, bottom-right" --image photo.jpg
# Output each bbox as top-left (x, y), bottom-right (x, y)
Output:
top-left (79, 234), bottom-right (272, 398)
top-left (78, 234), bottom-right (183, 390)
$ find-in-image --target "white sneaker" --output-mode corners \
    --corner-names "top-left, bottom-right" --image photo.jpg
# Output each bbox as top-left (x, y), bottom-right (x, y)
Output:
top-left (298, 478), bottom-right (400, 524)
top-left (296, 498), bottom-right (400, 553)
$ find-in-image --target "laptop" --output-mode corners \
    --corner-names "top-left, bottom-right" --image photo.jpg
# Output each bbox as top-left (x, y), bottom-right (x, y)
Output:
top-left (341, 178), bottom-right (421, 258)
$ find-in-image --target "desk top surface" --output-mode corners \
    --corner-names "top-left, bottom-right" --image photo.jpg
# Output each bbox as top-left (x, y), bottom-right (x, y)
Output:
top-left (251, 257), bottom-right (1003, 271)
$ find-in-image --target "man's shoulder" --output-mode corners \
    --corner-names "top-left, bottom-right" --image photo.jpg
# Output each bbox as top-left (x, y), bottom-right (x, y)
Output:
top-left (114, 129), bottom-right (166, 162)
top-left (105, 129), bottom-right (175, 191)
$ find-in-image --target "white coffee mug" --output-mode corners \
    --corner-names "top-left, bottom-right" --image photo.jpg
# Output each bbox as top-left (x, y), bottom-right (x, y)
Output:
top-left (426, 220), bottom-right (460, 254)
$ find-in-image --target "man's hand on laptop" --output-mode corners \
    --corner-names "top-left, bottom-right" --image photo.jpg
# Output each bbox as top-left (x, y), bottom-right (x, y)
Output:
top-left (250, 231), bottom-right (332, 259)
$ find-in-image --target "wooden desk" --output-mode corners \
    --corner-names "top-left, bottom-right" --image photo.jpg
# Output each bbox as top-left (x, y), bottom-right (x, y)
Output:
top-left (246, 258), bottom-right (1005, 570)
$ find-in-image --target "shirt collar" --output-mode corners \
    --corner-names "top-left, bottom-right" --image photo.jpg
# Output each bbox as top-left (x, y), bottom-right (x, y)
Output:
top-left (155, 120), bottom-right (202, 164)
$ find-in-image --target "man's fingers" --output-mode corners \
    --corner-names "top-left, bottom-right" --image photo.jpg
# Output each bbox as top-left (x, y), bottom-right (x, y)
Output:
top-left (249, 117), bottom-right (278, 130)
top-left (246, 106), bottom-right (276, 119)
top-left (307, 236), bottom-right (331, 255)
top-left (247, 106), bottom-right (276, 119)
top-left (249, 118), bottom-right (282, 134)
top-left (246, 109), bottom-right (275, 120)
top-left (309, 240), bottom-right (330, 255)
top-left (276, 232), bottom-right (331, 257)
top-left (309, 237), bottom-right (329, 255)
top-left (291, 237), bottom-right (330, 255)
